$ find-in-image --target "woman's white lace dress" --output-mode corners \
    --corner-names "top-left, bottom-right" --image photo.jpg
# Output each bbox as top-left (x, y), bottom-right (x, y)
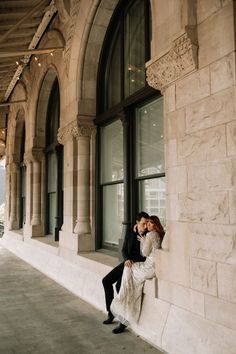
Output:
top-left (110, 231), bottom-right (161, 326)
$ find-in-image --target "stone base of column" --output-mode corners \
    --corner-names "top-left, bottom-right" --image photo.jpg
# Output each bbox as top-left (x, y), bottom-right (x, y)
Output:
top-left (30, 224), bottom-right (44, 237)
top-left (59, 229), bottom-right (95, 253)
top-left (8, 220), bottom-right (18, 230)
top-left (74, 219), bottom-right (91, 235)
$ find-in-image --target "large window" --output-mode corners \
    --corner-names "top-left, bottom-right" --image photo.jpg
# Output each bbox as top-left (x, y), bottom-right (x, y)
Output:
top-left (19, 125), bottom-right (26, 228)
top-left (100, 120), bottom-right (124, 246)
top-left (135, 97), bottom-right (166, 225)
top-left (45, 79), bottom-right (63, 240)
top-left (96, 0), bottom-right (165, 250)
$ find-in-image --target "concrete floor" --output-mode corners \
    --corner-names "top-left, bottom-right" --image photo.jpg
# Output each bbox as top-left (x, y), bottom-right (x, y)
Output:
top-left (0, 244), bottom-right (164, 354)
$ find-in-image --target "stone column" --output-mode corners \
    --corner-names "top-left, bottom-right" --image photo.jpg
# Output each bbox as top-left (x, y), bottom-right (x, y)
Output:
top-left (30, 148), bottom-right (44, 236)
top-left (58, 120), bottom-right (77, 235)
top-left (57, 119), bottom-right (96, 254)
top-left (73, 121), bottom-right (95, 238)
top-left (23, 153), bottom-right (32, 233)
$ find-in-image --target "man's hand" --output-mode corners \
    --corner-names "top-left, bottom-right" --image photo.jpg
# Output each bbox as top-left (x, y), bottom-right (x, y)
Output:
top-left (124, 259), bottom-right (133, 268)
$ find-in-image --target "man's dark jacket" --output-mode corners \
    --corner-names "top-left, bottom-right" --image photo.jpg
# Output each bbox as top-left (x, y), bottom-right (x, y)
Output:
top-left (122, 230), bottom-right (146, 262)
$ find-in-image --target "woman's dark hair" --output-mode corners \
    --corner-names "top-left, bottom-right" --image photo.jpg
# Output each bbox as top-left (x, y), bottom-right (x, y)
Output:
top-left (149, 215), bottom-right (165, 243)
top-left (136, 211), bottom-right (149, 221)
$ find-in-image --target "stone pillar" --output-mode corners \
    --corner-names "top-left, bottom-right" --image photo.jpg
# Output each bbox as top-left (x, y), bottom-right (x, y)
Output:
top-left (31, 159), bottom-right (41, 226)
top-left (27, 148), bottom-right (44, 237)
top-left (58, 121), bottom-right (77, 235)
top-left (23, 153), bottom-right (32, 232)
top-left (57, 119), bottom-right (96, 254)
top-left (73, 120), bottom-right (95, 251)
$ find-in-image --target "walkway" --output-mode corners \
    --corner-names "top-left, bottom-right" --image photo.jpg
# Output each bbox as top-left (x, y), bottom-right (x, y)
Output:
top-left (0, 245), bottom-right (164, 354)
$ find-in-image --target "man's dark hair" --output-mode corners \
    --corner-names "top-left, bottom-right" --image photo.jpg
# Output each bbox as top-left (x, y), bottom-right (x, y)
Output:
top-left (136, 211), bottom-right (149, 221)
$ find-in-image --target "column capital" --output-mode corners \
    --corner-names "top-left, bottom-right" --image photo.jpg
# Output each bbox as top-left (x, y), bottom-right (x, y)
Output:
top-left (146, 27), bottom-right (198, 92)
top-left (57, 118), bottom-right (96, 144)
top-left (57, 119), bottom-right (77, 144)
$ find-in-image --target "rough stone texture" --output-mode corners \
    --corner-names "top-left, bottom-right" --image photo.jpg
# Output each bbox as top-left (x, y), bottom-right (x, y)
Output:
top-left (186, 87), bottom-right (234, 133)
top-left (218, 263), bottom-right (236, 303)
top-left (156, 222), bottom-right (190, 287)
top-left (190, 223), bottom-right (236, 264)
top-left (197, 0), bottom-right (222, 24)
top-left (166, 166), bottom-right (187, 194)
top-left (176, 67), bottom-right (210, 108)
top-left (205, 295), bottom-right (236, 331)
top-left (198, 2), bottom-right (234, 68)
top-left (162, 306), bottom-right (236, 354)
top-left (166, 108), bottom-right (186, 140)
top-left (158, 279), bottom-right (205, 317)
top-left (164, 84), bottom-right (176, 113)
top-left (229, 191), bottom-right (236, 224)
top-left (179, 191), bottom-right (229, 224)
top-left (178, 125), bottom-right (227, 164)
top-left (191, 258), bottom-right (217, 296)
top-left (226, 120), bottom-right (236, 156)
top-left (187, 160), bottom-right (236, 193)
top-left (210, 52), bottom-right (235, 94)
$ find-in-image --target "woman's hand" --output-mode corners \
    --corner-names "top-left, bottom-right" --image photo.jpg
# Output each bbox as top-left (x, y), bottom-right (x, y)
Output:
top-left (137, 235), bottom-right (145, 243)
top-left (124, 259), bottom-right (133, 268)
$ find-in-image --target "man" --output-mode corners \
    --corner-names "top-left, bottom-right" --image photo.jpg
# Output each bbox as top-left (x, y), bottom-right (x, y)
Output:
top-left (102, 211), bottom-right (149, 330)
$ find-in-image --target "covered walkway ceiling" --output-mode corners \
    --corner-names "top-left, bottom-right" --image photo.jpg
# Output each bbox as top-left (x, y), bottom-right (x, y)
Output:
top-left (0, 0), bottom-right (60, 159)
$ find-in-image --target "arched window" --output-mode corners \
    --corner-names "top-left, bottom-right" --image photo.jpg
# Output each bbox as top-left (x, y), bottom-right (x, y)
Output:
top-left (19, 124), bottom-right (26, 228)
top-left (96, 0), bottom-right (165, 251)
top-left (45, 78), bottom-right (63, 240)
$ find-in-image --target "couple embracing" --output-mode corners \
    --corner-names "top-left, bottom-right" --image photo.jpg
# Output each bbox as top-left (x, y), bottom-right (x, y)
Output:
top-left (102, 212), bottom-right (165, 334)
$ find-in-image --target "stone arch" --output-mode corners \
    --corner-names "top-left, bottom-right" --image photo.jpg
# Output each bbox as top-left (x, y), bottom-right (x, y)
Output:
top-left (7, 107), bottom-right (25, 164)
top-left (34, 67), bottom-right (59, 148)
top-left (67, 0), bottom-right (119, 118)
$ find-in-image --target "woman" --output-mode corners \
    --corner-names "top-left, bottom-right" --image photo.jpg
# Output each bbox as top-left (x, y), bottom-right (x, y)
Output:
top-left (110, 215), bottom-right (165, 334)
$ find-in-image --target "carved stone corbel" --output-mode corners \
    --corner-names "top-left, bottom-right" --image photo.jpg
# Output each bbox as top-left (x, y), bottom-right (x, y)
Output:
top-left (57, 119), bottom-right (77, 145)
top-left (72, 120), bottom-right (96, 139)
top-left (146, 27), bottom-right (198, 92)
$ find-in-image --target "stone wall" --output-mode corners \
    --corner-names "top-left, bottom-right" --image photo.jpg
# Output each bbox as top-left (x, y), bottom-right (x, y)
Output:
top-left (147, 1), bottom-right (236, 353)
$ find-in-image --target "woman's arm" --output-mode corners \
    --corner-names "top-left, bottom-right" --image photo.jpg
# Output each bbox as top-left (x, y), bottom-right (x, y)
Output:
top-left (140, 235), bottom-right (152, 257)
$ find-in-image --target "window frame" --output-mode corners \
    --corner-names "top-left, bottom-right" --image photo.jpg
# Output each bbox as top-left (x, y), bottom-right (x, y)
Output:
top-left (95, 0), bottom-right (164, 252)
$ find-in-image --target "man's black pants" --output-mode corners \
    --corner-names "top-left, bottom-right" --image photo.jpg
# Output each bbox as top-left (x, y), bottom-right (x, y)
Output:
top-left (102, 262), bottom-right (124, 315)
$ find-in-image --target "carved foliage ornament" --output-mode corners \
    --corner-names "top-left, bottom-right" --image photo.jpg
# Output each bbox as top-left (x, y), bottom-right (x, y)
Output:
top-left (57, 119), bottom-right (96, 144)
top-left (146, 31), bottom-right (198, 91)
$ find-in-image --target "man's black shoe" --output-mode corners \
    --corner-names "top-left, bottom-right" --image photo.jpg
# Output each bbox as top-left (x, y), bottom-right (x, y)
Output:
top-left (103, 313), bottom-right (114, 324)
top-left (112, 323), bottom-right (127, 334)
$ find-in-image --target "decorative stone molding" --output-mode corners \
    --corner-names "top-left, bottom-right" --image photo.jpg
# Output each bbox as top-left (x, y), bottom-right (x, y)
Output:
top-left (57, 119), bottom-right (96, 144)
top-left (73, 121), bottom-right (96, 139)
top-left (57, 119), bottom-right (77, 144)
top-left (146, 28), bottom-right (198, 91)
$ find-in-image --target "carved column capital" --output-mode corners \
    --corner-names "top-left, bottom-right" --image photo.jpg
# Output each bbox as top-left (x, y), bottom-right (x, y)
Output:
top-left (58, 119), bottom-right (96, 144)
top-left (73, 121), bottom-right (96, 139)
top-left (146, 28), bottom-right (198, 92)
top-left (57, 119), bottom-right (77, 144)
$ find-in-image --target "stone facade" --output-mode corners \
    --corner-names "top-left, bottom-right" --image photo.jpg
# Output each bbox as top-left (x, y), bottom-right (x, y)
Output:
top-left (1, 1), bottom-right (236, 354)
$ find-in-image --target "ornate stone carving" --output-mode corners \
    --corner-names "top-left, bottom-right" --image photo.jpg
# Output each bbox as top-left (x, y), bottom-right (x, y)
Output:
top-left (57, 119), bottom-right (96, 144)
top-left (57, 119), bottom-right (77, 144)
top-left (73, 121), bottom-right (96, 139)
top-left (146, 29), bottom-right (198, 91)
top-left (59, 0), bottom-right (81, 74)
